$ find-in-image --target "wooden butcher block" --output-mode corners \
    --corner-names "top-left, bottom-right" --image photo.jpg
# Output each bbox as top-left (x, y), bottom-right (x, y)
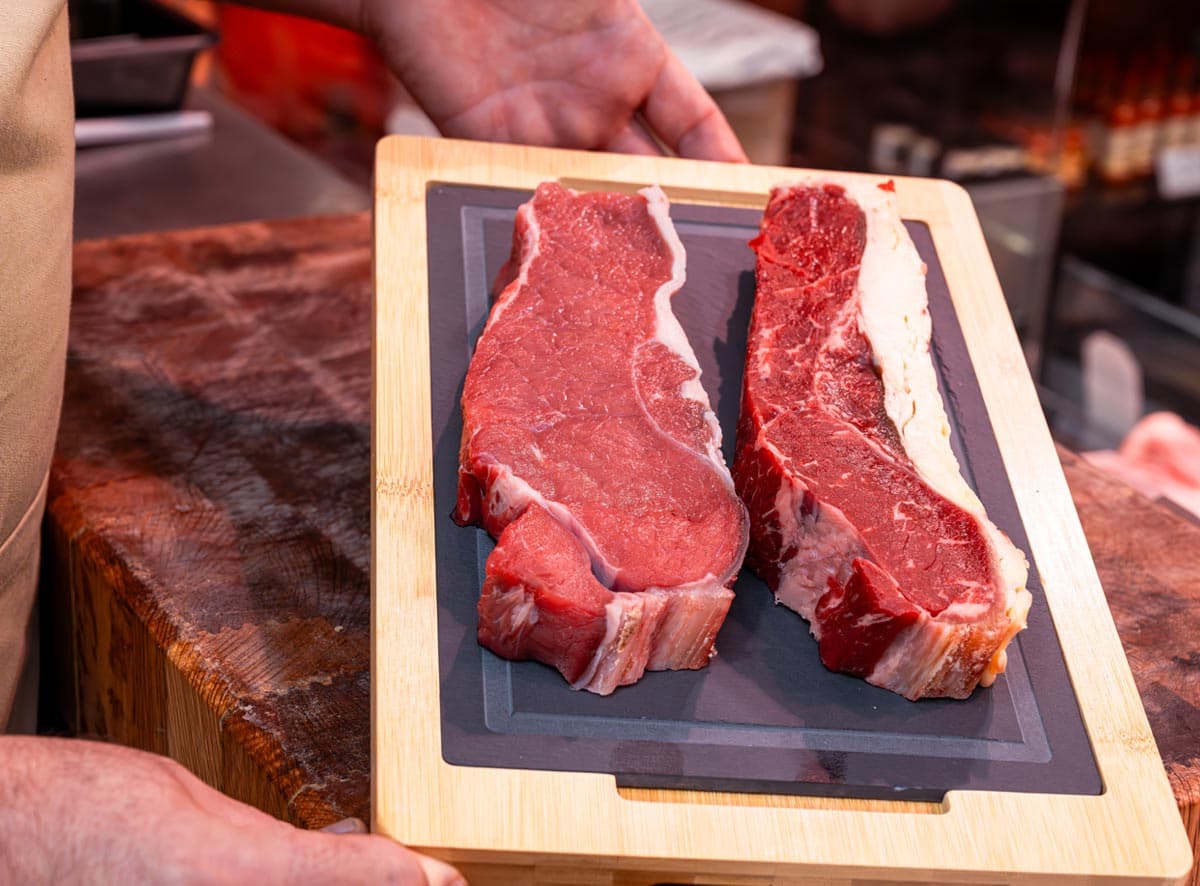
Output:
top-left (371, 135), bottom-right (1192, 884)
top-left (1060, 446), bottom-right (1200, 880)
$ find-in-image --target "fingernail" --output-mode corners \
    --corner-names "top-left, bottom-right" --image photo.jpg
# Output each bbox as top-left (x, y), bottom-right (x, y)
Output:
top-left (417, 854), bottom-right (467, 886)
top-left (320, 816), bottom-right (367, 834)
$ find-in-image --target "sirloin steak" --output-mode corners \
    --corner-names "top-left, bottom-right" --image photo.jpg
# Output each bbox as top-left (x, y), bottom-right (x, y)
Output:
top-left (455, 182), bottom-right (748, 695)
top-left (733, 179), bottom-right (1031, 700)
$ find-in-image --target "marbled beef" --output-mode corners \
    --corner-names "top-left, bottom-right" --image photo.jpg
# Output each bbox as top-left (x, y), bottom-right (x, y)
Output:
top-left (733, 179), bottom-right (1031, 700)
top-left (456, 183), bottom-right (748, 695)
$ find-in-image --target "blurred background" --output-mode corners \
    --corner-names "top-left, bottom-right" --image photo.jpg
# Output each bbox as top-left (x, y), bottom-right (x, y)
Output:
top-left (69, 0), bottom-right (1200, 515)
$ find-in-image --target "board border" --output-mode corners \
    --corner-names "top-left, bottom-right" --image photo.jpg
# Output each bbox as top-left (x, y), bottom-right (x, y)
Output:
top-left (372, 135), bottom-right (1192, 884)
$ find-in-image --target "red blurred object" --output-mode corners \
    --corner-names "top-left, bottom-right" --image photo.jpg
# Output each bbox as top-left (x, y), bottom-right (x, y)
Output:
top-left (1086, 412), bottom-right (1200, 519)
top-left (214, 5), bottom-right (390, 141)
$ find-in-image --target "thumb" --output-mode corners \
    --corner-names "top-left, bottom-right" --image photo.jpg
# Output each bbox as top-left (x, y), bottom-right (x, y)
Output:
top-left (287, 829), bottom-right (465, 885)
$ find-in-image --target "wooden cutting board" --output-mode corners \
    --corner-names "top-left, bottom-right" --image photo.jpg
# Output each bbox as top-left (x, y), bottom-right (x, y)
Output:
top-left (371, 135), bottom-right (1192, 884)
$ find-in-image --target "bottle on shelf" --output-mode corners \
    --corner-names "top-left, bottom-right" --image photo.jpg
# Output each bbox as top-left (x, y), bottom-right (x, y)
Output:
top-left (1059, 125), bottom-right (1089, 190)
top-left (1190, 51), bottom-right (1200, 145)
top-left (1097, 65), bottom-right (1140, 185)
top-left (1162, 55), bottom-right (1194, 148)
top-left (1078, 55), bottom-right (1111, 179)
top-left (1129, 53), bottom-right (1166, 178)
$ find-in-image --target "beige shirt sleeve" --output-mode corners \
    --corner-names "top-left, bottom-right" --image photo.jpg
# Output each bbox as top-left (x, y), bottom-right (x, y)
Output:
top-left (0, 0), bottom-right (73, 729)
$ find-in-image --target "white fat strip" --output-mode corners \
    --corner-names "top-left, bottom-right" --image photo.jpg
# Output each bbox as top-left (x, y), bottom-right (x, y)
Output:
top-left (867, 616), bottom-right (948, 698)
top-left (774, 177), bottom-right (1029, 632)
top-left (754, 323), bottom-right (783, 380)
top-left (643, 580), bottom-right (731, 668)
top-left (573, 578), bottom-right (732, 692)
top-left (573, 595), bottom-right (641, 693)
top-left (483, 198), bottom-right (541, 331)
top-left (769, 455), bottom-right (864, 624)
top-left (639, 185), bottom-right (727, 471)
top-left (841, 180), bottom-right (980, 511)
top-left (853, 612), bottom-right (895, 628)
top-left (494, 584), bottom-right (540, 638)
top-left (869, 606), bottom-right (1024, 697)
top-left (937, 597), bottom-right (993, 622)
top-left (644, 581), bottom-right (733, 670)
top-left (484, 462), bottom-right (622, 586)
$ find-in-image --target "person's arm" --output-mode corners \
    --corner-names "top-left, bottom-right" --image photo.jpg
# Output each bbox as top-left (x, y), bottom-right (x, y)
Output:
top-left (0, 737), bottom-right (462, 884)
top-left (238, 0), bottom-right (749, 162)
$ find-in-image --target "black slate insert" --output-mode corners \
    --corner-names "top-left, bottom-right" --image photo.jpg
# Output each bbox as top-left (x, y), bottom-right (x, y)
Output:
top-left (422, 182), bottom-right (1101, 801)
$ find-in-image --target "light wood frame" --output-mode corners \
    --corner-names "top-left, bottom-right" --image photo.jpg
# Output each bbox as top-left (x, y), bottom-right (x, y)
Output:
top-left (372, 135), bottom-right (1192, 885)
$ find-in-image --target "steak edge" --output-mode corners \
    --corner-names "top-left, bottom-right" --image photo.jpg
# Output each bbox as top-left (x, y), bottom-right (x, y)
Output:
top-left (456, 182), bottom-right (748, 695)
top-left (733, 178), bottom-right (1031, 700)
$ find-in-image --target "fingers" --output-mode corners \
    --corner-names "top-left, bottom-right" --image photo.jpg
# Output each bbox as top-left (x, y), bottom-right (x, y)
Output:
top-left (641, 54), bottom-right (749, 163)
top-left (288, 830), bottom-right (465, 886)
top-left (415, 852), bottom-right (467, 886)
top-left (316, 814), bottom-right (460, 886)
top-left (606, 118), bottom-right (665, 157)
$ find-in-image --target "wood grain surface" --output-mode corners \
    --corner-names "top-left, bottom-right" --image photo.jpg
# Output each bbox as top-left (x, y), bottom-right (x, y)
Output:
top-left (1059, 447), bottom-right (1200, 884)
top-left (45, 213), bottom-right (375, 829)
top-left (372, 136), bottom-right (1191, 884)
top-left (45, 198), bottom-right (1197, 881)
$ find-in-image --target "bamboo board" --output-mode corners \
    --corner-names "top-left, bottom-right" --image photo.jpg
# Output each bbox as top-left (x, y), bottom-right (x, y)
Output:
top-left (372, 135), bottom-right (1193, 884)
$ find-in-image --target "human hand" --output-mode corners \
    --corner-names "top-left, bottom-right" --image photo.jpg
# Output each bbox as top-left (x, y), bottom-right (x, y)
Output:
top-left (0, 737), bottom-right (463, 885)
top-left (363, 0), bottom-right (748, 161)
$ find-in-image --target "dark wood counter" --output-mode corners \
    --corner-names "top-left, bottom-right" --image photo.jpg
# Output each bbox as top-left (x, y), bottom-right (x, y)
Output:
top-left (1058, 447), bottom-right (1200, 861)
top-left (46, 214), bottom-right (373, 826)
top-left (43, 214), bottom-right (1199, 880)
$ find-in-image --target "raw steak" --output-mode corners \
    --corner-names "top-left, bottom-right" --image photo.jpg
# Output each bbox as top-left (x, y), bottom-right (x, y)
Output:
top-left (455, 182), bottom-right (748, 695)
top-left (733, 179), bottom-right (1031, 700)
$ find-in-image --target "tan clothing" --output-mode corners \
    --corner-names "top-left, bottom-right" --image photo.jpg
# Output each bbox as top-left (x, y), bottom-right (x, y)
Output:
top-left (0, 1), bottom-right (74, 728)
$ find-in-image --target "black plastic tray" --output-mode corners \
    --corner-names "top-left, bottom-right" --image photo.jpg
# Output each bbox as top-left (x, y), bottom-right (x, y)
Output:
top-left (70, 0), bottom-right (216, 117)
top-left (426, 183), bottom-right (1102, 801)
